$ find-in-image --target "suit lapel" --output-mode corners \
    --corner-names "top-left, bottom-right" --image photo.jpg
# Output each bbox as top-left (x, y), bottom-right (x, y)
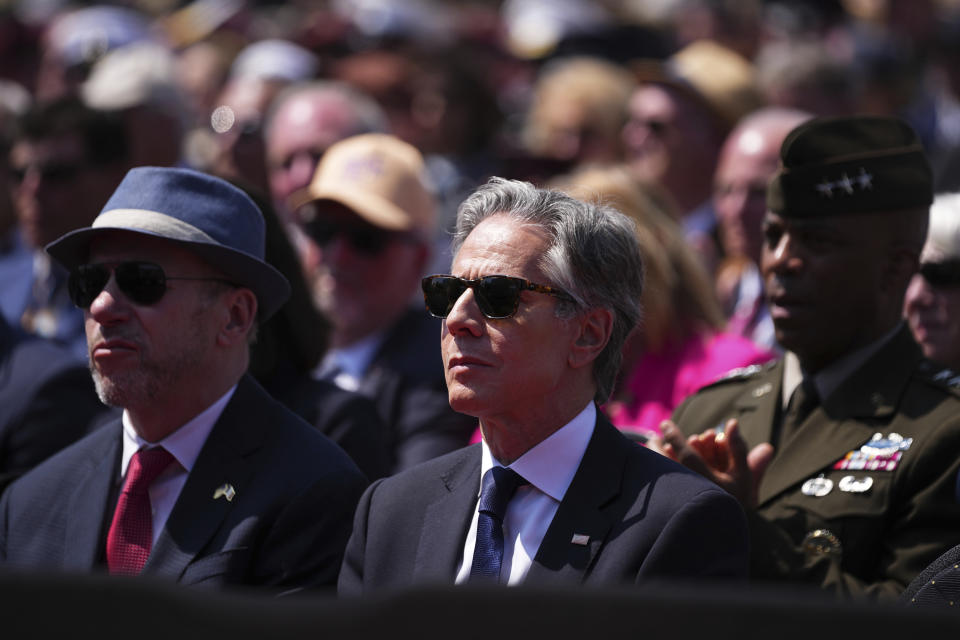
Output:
top-left (143, 376), bottom-right (266, 579)
top-left (757, 327), bottom-right (920, 506)
top-left (412, 448), bottom-right (480, 582)
top-left (526, 416), bottom-right (626, 585)
top-left (63, 424), bottom-right (122, 570)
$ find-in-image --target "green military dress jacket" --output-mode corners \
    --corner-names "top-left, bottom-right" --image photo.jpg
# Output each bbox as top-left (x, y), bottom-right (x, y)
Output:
top-left (671, 325), bottom-right (960, 599)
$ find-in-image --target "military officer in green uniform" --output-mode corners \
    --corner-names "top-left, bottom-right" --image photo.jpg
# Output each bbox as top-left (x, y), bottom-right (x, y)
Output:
top-left (656, 115), bottom-right (960, 600)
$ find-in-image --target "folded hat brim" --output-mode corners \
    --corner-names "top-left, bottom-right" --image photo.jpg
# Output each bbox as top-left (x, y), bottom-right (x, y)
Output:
top-left (288, 185), bottom-right (416, 232)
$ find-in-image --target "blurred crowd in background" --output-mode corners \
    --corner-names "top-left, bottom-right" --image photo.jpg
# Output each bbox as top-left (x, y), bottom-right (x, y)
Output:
top-left (5, 0), bottom-right (960, 477)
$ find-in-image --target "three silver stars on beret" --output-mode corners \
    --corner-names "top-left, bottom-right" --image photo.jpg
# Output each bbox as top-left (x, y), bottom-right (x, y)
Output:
top-left (815, 167), bottom-right (874, 198)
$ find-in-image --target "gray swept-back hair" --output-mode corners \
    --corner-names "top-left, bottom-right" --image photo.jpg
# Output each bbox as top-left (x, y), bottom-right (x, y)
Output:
top-left (452, 177), bottom-right (644, 404)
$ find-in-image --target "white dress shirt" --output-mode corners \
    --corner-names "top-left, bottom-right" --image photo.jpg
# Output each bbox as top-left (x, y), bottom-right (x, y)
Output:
top-left (313, 331), bottom-right (384, 392)
top-left (119, 384), bottom-right (237, 544)
top-left (455, 402), bottom-right (596, 585)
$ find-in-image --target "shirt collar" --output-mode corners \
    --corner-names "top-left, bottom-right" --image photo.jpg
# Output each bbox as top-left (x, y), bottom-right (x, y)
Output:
top-left (320, 331), bottom-right (385, 380)
top-left (781, 321), bottom-right (904, 408)
top-left (480, 402), bottom-right (596, 502)
top-left (120, 384), bottom-right (238, 476)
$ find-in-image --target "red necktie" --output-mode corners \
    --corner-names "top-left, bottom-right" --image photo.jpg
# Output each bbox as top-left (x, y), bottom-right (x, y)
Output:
top-left (106, 447), bottom-right (175, 575)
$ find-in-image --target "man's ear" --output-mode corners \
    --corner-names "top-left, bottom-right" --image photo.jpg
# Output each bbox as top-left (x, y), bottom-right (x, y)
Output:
top-left (568, 307), bottom-right (613, 370)
top-left (218, 288), bottom-right (258, 347)
top-left (882, 246), bottom-right (920, 297)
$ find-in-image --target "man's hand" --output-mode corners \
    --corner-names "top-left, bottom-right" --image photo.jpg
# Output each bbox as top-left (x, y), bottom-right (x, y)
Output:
top-left (651, 419), bottom-right (774, 508)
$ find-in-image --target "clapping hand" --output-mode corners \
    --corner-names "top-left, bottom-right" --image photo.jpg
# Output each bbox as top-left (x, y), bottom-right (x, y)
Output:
top-left (650, 418), bottom-right (774, 508)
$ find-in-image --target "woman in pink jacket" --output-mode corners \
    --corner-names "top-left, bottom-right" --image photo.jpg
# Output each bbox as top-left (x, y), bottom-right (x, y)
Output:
top-left (556, 167), bottom-right (775, 441)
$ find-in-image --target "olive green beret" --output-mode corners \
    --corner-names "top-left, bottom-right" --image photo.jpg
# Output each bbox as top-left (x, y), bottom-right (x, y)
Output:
top-left (767, 115), bottom-right (933, 217)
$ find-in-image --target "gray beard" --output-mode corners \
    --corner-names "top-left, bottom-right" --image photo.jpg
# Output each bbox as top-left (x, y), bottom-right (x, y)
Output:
top-left (88, 314), bottom-right (210, 409)
top-left (90, 359), bottom-right (163, 408)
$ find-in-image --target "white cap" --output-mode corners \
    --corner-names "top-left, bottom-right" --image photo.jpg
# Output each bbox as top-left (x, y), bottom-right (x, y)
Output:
top-left (230, 39), bottom-right (319, 83)
top-left (923, 193), bottom-right (960, 262)
top-left (82, 42), bottom-right (181, 112)
top-left (46, 5), bottom-right (152, 67)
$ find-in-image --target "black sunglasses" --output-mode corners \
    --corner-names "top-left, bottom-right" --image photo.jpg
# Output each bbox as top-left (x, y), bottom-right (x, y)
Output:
top-left (9, 161), bottom-right (83, 185)
top-left (303, 217), bottom-right (400, 256)
top-left (627, 117), bottom-right (671, 137)
top-left (68, 261), bottom-right (235, 309)
top-left (421, 274), bottom-right (576, 319)
top-left (920, 260), bottom-right (960, 288)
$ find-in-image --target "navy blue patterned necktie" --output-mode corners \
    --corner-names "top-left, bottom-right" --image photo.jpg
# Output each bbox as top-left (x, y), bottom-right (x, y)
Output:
top-left (469, 466), bottom-right (528, 582)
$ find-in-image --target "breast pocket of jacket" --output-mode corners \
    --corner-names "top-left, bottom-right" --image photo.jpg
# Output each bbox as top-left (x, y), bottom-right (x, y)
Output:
top-left (786, 470), bottom-right (894, 569)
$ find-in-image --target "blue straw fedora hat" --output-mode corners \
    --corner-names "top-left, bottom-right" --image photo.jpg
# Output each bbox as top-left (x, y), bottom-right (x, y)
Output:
top-left (46, 166), bottom-right (291, 319)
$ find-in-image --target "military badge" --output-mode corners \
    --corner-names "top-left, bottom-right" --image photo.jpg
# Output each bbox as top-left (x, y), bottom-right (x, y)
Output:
top-left (802, 529), bottom-right (842, 559)
top-left (801, 474), bottom-right (834, 497)
top-left (752, 382), bottom-right (773, 398)
top-left (838, 475), bottom-right (874, 493)
top-left (719, 364), bottom-right (764, 381)
top-left (814, 168), bottom-right (873, 198)
top-left (932, 367), bottom-right (960, 389)
top-left (833, 432), bottom-right (912, 471)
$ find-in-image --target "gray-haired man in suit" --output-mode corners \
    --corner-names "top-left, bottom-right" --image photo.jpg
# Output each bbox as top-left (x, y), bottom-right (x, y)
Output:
top-left (338, 177), bottom-right (749, 594)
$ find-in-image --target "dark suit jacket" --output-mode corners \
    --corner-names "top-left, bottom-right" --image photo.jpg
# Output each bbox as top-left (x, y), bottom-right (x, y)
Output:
top-left (359, 308), bottom-right (476, 473)
top-left (338, 414), bottom-right (749, 595)
top-left (0, 374), bottom-right (368, 591)
top-left (268, 372), bottom-right (390, 481)
top-left (0, 315), bottom-right (109, 492)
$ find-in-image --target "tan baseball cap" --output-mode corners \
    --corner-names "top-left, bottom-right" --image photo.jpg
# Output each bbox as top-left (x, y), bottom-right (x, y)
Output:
top-left (633, 39), bottom-right (761, 130)
top-left (288, 133), bottom-right (437, 237)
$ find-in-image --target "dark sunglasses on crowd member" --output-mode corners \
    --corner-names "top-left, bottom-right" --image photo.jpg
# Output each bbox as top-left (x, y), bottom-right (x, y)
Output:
top-left (919, 260), bottom-right (960, 289)
top-left (8, 161), bottom-right (83, 185)
top-left (421, 274), bottom-right (576, 319)
top-left (302, 216), bottom-right (407, 256)
top-left (68, 261), bottom-right (235, 309)
top-left (625, 117), bottom-right (672, 138)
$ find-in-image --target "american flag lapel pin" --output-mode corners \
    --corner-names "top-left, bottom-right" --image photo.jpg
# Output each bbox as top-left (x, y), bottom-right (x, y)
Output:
top-left (213, 483), bottom-right (236, 502)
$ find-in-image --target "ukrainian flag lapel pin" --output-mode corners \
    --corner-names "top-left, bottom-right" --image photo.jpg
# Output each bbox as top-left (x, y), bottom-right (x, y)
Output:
top-left (213, 483), bottom-right (237, 502)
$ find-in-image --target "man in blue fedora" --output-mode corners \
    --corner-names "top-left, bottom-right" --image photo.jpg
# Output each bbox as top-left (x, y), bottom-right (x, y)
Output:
top-left (0, 166), bottom-right (367, 591)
